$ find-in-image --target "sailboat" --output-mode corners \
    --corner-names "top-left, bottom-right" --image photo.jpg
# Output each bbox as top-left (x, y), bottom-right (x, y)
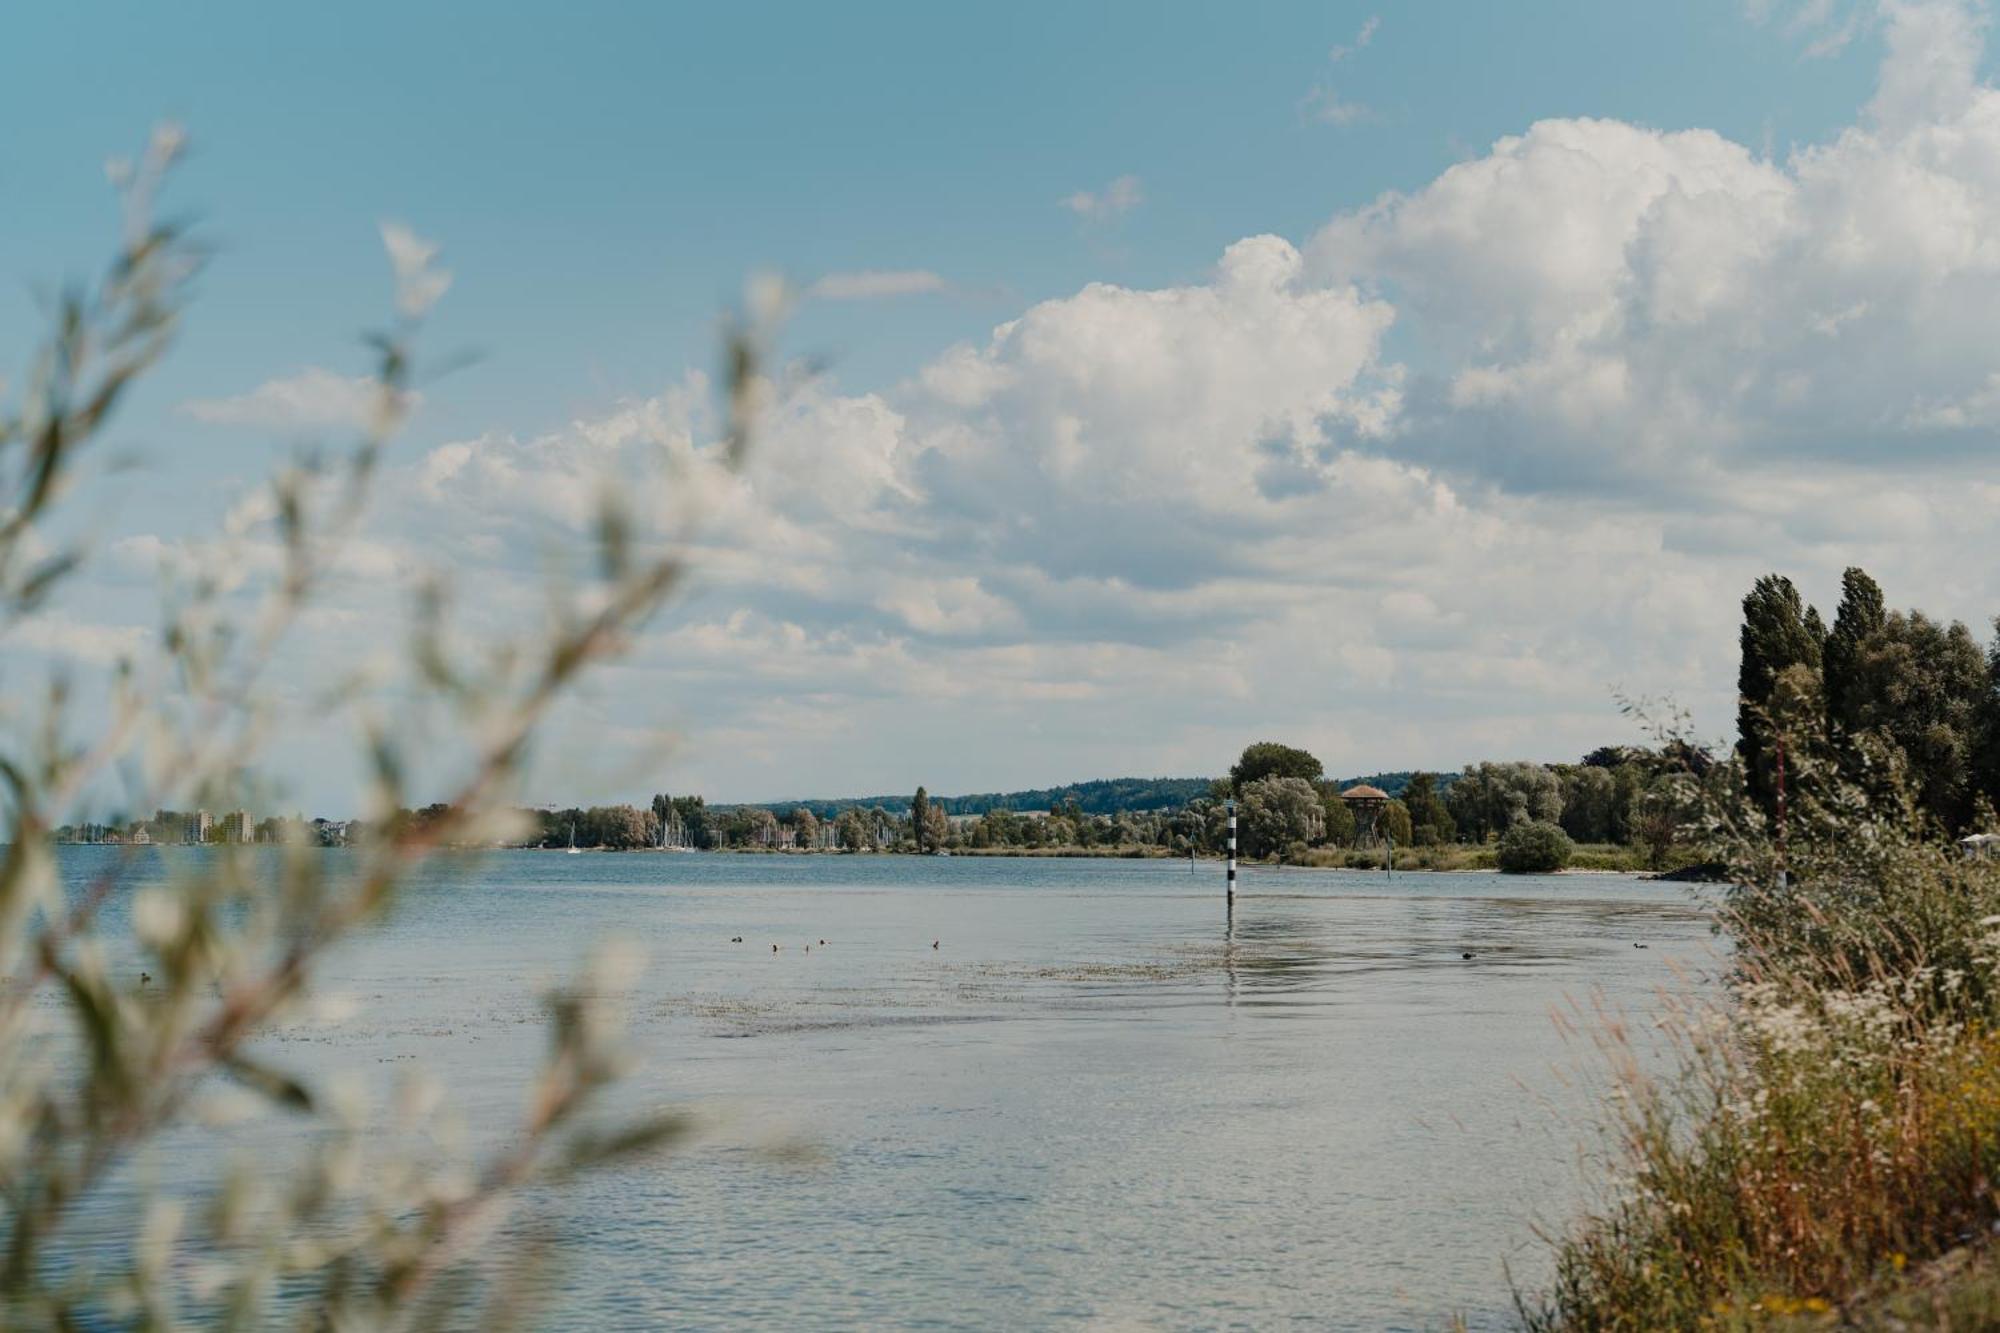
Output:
top-left (566, 820), bottom-right (582, 855)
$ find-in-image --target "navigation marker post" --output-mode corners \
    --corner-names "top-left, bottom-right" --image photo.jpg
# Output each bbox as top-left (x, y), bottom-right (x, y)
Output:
top-left (1227, 799), bottom-right (1237, 907)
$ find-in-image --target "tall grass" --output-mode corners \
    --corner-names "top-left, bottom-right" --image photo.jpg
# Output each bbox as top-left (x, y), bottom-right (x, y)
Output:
top-left (1528, 675), bottom-right (2000, 1328)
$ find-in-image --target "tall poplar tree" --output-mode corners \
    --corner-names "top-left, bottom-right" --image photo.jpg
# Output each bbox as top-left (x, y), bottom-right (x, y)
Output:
top-left (1824, 566), bottom-right (1886, 738)
top-left (1976, 620), bottom-right (2000, 817)
top-left (1737, 574), bottom-right (1824, 818)
top-left (912, 786), bottom-right (931, 853)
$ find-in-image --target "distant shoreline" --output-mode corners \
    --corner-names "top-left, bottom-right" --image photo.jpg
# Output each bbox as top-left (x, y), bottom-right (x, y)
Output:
top-left (52, 841), bottom-right (1687, 877)
top-left (511, 844), bottom-right (1671, 875)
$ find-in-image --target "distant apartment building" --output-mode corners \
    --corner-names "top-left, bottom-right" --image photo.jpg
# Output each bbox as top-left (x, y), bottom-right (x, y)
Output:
top-left (220, 810), bottom-right (251, 843)
top-left (184, 810), bottom-right (213, 844)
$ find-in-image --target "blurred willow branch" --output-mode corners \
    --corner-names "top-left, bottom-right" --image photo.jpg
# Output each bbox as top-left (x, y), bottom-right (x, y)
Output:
top-left (0, 130), bottom-right (776, 1329)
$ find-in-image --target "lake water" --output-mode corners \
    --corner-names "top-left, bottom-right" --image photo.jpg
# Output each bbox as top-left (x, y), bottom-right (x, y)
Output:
top-left (57, 849), bottom-right (1716, 1330)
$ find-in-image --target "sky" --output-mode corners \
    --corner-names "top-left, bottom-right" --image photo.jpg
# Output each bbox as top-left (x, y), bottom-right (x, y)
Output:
top-left (5, 0), bottom-right (2000, 813)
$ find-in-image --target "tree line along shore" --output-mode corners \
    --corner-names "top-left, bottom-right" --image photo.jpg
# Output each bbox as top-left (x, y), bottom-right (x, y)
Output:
top-left (454, 563), bottom-right (2000, 880)
top-left (61, 749), bottom-right (1707, 876)
top-left (61, 565), bottom-right (2000, 885)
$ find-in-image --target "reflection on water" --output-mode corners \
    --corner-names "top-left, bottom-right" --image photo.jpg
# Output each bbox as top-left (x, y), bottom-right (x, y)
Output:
top-left (59, 849), bottom-right (1716, 1331)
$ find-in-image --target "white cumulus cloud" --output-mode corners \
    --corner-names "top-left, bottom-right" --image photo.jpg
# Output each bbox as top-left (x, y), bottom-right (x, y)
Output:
top-left (83, 0), bottom-right (2000, 807)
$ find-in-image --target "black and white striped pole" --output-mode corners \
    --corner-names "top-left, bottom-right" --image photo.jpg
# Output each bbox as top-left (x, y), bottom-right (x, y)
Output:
top-left (1226, 799), bottom-right (1237, 906)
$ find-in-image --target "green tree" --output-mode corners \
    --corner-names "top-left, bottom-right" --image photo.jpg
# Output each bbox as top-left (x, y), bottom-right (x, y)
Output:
top-left (1976, 619), bottom-right (2000, 813)
top-left (978, 808), bottom-right (1021, 847)
top-left (1318, 789), bottom-right (1357, 846)
top-left (911, 786), bottom-right (931, 853)
top-left (1737, 573), bottom-right (1824, 819)
top-left (1229, 742), bottom-right (1324, 791)
top-left (922, 802), bottom-right (951, 851)
top-left (1497, 820), bottom-right (1573, 873)
top-left (792, 807), bottom-right (819, 850)
top-left (1401, 772), bottom-right (1452, 846)
top-left (1556, 765), bottom-right (1616, 843)
top-left (1848, 610), bottom-right (1987, 832)
top-left (1629, 781), bottom-right (1682, 870)
top-left (1823, 566), bottom-right (1886, 738)
top-left (1609, 762), bottom-right (1646, 844)
top-left (672, 795), bottom-right (711, 849)
top-left (1238, 776), bottom-right (1324, 859)
top-left (1380, 798), bottom-right (1413, 848)
top-left (1446, 761), bottom-right (1562, 842)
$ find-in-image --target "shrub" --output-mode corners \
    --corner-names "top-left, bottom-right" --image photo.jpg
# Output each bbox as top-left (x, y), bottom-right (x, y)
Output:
top-left (1529, 694), bottom-right (2000, 1328)
top-left (1497, 820), bottom-right (1573, 873)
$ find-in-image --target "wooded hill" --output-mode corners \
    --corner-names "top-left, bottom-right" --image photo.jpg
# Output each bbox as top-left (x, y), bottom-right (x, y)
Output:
top-left (746, 772), bottom-right (1451, 819)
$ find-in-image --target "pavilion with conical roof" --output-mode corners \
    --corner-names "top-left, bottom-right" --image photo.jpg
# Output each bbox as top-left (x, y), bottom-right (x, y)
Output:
top-left (1340, 784), bottom-right (1390, 846)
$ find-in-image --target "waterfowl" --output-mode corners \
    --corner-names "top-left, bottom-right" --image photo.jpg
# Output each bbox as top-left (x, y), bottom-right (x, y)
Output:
top-left (932, 940), bottom-right (940, 950)
top-left (1461, 952), bottom-right (1474, 960)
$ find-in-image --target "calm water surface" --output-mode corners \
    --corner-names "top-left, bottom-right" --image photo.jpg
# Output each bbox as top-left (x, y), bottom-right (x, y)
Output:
top-left (63, 849), bottom-right (1716, 1330)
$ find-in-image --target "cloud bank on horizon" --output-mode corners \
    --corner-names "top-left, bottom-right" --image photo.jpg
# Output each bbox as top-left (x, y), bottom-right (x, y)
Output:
top-left (46, 0), bottom-right (2000, 809)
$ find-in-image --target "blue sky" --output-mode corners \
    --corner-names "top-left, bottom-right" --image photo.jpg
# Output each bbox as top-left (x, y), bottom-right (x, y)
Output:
top-left (6, 2), bottom-right (1999, 812)
top-left (6, 1), bottom-right (1878, 431)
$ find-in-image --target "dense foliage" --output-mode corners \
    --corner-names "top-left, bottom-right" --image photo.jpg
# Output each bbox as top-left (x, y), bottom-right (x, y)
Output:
top-left (1737, 566), bottom-right (2000, 837)
top-left (86, 741), bottom-right (1715, 865)
top-left (1531, 680), bottom-right (2000, 1329)
top-left (1738, 573), bottom-right (1825, 818)
top-left (1496, 820), bottom-right (1573, 874)
top-left (1229, 742), bottom-right (1325, 789)
top-left (1449, 762), bottom-right (1564, 843)
top-left (300, 743), bottom-right (1700, 861)
top-left (1400, 772), bottom-right (1455, 845)
top-left (1237, 776), bottom-right (1324, 859)
top-left (1533, 568), bottom-right (2000, 1327)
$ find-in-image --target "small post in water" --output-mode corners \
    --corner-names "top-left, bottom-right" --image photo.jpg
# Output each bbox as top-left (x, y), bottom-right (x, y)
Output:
top-left (1227, 799), bottom-right (1237, 906)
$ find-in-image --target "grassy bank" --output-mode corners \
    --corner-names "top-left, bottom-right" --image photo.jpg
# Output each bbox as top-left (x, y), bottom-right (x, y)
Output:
top-left (1280, 842), bottom-right (1704, 874)
top-left (640, 843), bottom-right (1177, 858)
top-left (576, 841), bottom-right (1699, 872)
top-left (948, 844), bottom-right (1174, 858)
top-left (1527, 735), bottom-right (2000, 1329)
